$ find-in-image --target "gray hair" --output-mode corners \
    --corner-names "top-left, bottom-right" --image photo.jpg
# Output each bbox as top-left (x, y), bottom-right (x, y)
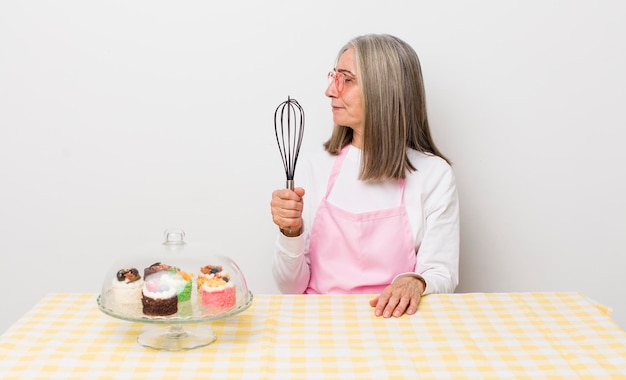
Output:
top-left (324, 34), bottom-right (449, 181)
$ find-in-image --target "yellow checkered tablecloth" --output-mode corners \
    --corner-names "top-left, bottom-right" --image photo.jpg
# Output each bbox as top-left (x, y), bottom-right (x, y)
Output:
top-left (1, 293), bottom-right (626, 379)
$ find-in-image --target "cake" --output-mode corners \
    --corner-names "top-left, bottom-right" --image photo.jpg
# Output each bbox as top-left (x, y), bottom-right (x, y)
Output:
top-left (141, 264), bottom-right (178, 316)
top-left (105, 268), bottom-right (144, 316)
top-left (197, 265), bottom-right (236, 308)
top-left (161, 267), bottom-right (194, 302)
top-left (144, 262), bottom-right (170, 277)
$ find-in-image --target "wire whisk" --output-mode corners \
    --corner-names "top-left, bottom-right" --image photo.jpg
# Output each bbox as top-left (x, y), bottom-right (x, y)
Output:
top-left (274, 96), bottom-right (305, 190)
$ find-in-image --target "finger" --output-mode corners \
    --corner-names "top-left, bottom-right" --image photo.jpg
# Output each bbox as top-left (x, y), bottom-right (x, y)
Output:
top-left (272, 215), bottom-right (303, 231)
top-left (271, 195), bottom-right (303, 213)
top-left (374, 293), bottom-right (390, 317)
top-left (382, 295), bottom-right (401, 318)
top-left (369, 296), bottom-right (379, 307)
top-left (392, 295), bottom-right (411, 318)
top-left (271, 204), bottom-right (302, 219)
top-left (270, 196), bottom-right (303, 218)
top-left (274, 188), bottom-right (304, 202)
top-left (270, 190), bottom-right (299, 207)
top-left (404, 295), bottom-right (420, 316)
top-left (294, 187), bottom-right (305, 198)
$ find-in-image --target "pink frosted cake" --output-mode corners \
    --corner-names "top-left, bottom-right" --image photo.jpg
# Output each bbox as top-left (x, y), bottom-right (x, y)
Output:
top-left (197, 265), bottom-right (236, 308)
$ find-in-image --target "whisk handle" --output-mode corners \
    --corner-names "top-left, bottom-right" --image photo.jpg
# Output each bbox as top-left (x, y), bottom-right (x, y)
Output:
top-left (282, 179), bottom-right (299, 236)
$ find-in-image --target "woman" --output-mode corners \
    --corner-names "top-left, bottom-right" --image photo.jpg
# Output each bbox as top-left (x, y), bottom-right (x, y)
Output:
top-left (270, 34), bottom-right (459, 318)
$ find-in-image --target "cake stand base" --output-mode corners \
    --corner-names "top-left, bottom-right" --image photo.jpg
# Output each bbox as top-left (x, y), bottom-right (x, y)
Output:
top-left (138, 325), bottom-right (217, 351)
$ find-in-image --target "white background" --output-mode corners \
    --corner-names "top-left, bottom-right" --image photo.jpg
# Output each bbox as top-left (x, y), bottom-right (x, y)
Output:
top-left (1, 1), bottom-right (625, 333)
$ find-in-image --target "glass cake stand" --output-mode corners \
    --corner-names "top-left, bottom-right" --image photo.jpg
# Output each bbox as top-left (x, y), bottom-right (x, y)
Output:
top-left (97, 228), bottom-right (254, 351)
top-left (97, 290), bottom-right (253, 351)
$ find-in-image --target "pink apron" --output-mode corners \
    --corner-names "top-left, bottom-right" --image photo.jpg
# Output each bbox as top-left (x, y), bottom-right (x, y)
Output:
top-left (305, 146), bottom-right (416, 294)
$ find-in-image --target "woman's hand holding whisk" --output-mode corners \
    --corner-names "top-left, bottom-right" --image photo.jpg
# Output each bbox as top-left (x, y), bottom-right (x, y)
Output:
top-left (270, 187), bottom-right (305, 237)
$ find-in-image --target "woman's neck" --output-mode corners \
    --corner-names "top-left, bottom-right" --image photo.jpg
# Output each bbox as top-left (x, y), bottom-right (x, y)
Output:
top-left (351, 129), bottom-right (363, 149)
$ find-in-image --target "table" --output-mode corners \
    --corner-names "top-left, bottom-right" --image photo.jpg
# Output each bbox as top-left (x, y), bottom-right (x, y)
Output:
top-left (1, 293), bottom-right (626, 379)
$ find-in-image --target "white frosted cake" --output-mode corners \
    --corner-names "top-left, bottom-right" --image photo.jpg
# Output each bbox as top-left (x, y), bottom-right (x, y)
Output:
top-left (105, 268), bottom-right (144, 316)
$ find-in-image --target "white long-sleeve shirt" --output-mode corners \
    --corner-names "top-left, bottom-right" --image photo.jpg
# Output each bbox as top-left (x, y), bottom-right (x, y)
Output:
top-left (273, 145), bottom-right (459, 295)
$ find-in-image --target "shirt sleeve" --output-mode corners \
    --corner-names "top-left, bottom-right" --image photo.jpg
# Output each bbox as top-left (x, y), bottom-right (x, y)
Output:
top-left (395, 165), bottom-right (460, 295)
top-left (272, 229), bottom-right (310, 294)
top-left (271, 152), bottom-right (318, 294)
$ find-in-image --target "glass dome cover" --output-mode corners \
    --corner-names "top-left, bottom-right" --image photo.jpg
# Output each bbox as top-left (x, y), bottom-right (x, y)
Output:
top-left (98, 228), bottom-right (252, 323)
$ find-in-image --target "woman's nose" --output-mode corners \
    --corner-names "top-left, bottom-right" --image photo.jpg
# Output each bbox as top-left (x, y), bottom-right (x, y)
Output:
top-left (325, 81), bottom-right (338, 98)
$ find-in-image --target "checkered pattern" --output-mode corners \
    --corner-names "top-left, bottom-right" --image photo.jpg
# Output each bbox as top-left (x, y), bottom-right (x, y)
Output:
top-left (1, 293), bottom-right (625, 379)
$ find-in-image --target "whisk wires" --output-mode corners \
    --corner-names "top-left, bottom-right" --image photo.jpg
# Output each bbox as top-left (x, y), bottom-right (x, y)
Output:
top-left (274, 96), bottom-right (305, 189)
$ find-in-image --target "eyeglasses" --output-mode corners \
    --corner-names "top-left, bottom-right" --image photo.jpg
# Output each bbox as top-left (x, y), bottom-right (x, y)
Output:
top-left (327, 71), bottom-right (355, 93)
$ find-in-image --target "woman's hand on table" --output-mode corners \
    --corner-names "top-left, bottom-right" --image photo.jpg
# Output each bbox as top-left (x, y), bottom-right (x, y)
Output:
top-left (271, 187), bottom-right (305, 237)
top-left (369, 276), bottom-right (425, 318)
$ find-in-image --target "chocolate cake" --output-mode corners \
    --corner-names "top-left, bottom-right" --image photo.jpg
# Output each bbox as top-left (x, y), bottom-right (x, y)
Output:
top-left (141, 270), bottom-right (178, 316)
top-left (144, 262), bottom-right (170, 278)
top-left (141, 292), bottom-right (178, 316)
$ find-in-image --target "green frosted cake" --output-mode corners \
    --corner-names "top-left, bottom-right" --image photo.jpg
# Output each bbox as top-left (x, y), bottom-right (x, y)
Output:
top-left (163, 266), bottom-right (194, 302)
